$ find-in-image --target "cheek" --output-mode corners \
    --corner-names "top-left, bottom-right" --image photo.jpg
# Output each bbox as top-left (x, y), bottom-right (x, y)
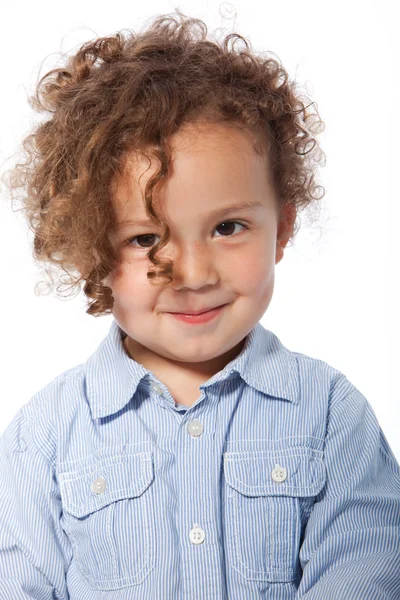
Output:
top-left (230, 248), bottom-right (274, 287)
top-left (111, 265), bottom-right (124, 281)
top-left (106, 259), bottom-right (143, 295)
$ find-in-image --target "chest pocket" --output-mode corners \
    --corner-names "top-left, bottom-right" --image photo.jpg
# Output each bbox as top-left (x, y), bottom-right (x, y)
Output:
top-left (223, 446), bottom-right (326, 583)
top-left (58, 451), bottom-right (155, 591)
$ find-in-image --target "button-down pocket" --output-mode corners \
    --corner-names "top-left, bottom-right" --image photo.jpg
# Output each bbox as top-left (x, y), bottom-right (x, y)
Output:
top-left (223, 446), bottom-right (326, 582)
top-left (59, 451), bottom-right (155, 591)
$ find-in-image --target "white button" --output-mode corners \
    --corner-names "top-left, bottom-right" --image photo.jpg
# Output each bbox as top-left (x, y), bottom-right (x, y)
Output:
top-left (91, 477), bottom-right (106, 494)
top-left (151, 382), bottom-right (162, 395)
top-left (187, 420), bottom-right (204, 437)
top-left (189, 525), bottom-right (205, 545)
top-left (271, 464), bottom-right (287, 483)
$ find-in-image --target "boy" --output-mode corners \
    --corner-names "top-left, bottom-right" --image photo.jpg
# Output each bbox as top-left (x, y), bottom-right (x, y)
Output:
top-left (1, 11), bottom-right (399, 599)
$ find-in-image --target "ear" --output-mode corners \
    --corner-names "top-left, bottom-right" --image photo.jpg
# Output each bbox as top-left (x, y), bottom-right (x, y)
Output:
top-left (275, 203), bottom-right (296, 265)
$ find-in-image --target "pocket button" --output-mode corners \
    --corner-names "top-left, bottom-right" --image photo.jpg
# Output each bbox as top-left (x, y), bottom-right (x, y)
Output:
top-left (91, 477), bottom-right (107, 494)
top-left (271, 464), bottom-right (287, 483)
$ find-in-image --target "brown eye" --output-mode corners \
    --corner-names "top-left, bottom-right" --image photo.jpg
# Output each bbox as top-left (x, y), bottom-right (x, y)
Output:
top-left (128, 234), bottom-right (159, 248)
top-left (215, 221), bottom-right (246, 236)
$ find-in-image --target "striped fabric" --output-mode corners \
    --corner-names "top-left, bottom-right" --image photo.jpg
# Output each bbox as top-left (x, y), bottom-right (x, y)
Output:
top-left (0, 318), bottom-right (399, 599)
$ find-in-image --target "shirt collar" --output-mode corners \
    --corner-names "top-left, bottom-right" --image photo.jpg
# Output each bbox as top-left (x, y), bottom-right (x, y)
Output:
top-left (86, 319), bottom-right (299, 419)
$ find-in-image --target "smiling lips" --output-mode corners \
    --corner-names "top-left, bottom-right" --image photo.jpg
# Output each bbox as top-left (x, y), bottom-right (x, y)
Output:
top-left (167, 304), bottom-right (226, 315)
top-left (167, 304), bottom-right (228, 324)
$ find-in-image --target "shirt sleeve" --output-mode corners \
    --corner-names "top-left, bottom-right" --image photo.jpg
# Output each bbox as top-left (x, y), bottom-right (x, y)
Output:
top-left (296, 385), bottom-right (400, 599)
top-left (0, 407), bottom-right (72, 599)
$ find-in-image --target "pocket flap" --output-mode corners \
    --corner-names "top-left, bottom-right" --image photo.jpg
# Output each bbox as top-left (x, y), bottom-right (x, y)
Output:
top-left (58, 452), bottom-right (154, 517)
top-left (224, 446), bottom-right (325, 497)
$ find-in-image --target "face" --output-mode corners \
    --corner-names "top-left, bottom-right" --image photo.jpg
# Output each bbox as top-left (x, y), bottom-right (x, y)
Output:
top-left (105, 121), bottom-right (294, 381)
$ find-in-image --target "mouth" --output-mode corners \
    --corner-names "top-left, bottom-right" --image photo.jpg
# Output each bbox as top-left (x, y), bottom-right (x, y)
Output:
top-left (167, 304), bottom-right (227, 316)
top-left (166, 304), bottom-right (228, 324)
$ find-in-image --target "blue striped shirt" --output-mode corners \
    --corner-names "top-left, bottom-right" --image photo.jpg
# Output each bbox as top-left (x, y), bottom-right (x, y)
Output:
top-left (1, 319), bottom-right (399, 599)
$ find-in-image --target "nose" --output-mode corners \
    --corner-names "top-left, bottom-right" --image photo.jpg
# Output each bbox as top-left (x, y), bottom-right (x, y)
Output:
top-left (168, 240), bottom-right (219, 291)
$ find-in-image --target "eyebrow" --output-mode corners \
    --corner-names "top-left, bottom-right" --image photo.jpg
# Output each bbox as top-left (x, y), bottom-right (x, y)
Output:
top-left (117, 200), bottom-right (265, 227)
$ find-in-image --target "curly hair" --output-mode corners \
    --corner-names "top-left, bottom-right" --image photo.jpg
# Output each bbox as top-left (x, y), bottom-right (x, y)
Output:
top-left (1, 8), bottom-right (326, 317)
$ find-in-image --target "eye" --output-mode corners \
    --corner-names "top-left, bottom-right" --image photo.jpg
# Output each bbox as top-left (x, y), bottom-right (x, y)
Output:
top-left (126, 220), bottom-right (249, 249)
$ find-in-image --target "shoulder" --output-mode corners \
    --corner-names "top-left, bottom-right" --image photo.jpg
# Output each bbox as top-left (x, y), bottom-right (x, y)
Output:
top-left (293, 349), bottom-right (359, 412)
top-left (264, 326), bottom-right (357, 405)
top-left (23, 363), bottom-right (86, 418)
top-left (291, 348), bottom-right (355, 393)
top-left (19, 364), bottom-right (88, 466)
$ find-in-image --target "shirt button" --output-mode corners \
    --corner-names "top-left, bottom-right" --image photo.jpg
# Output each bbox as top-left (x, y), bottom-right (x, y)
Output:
top-left (187, 420), bottom-right (204, 437)
top-left (189, 525), bottom-right (205, 545)
top-left (151, 382), bottom-right (163, 395)
top-left (271, 464), bottom-right (287, 483)
top-left (91, 477), bottom-right (106, 494)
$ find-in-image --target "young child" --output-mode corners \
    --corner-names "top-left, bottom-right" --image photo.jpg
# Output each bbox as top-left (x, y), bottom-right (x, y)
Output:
top-left (1, 10), bottom-right (399, 600)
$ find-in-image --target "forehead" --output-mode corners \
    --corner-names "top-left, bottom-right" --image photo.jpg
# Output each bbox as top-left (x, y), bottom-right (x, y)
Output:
top-left (112, 121), bottom-right (273, 221)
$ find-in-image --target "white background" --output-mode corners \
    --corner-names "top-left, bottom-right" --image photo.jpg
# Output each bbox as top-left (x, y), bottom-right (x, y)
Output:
top-left (0, 0), bottom-right (399, 459)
